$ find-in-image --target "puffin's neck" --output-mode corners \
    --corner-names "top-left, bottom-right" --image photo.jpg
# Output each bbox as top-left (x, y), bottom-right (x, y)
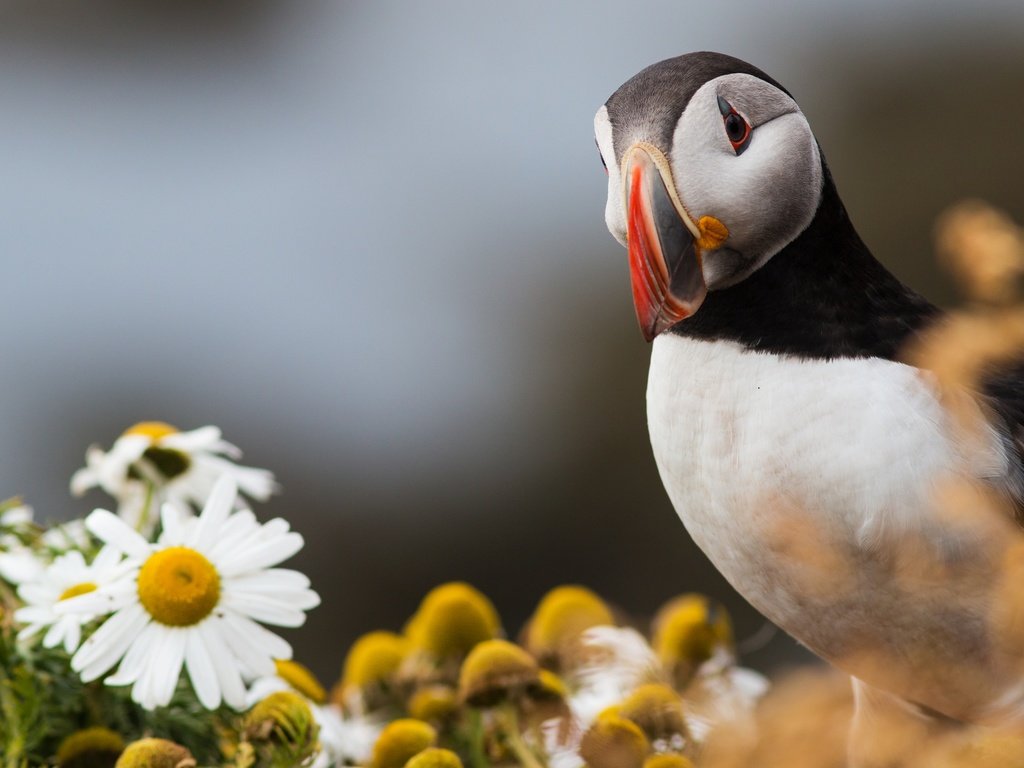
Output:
top-left (669, 173), bottom-right (939, 360)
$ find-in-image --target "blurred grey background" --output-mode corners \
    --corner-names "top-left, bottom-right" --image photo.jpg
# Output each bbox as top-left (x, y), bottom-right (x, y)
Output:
top-left (1, 0), bottom-right (1022, 683)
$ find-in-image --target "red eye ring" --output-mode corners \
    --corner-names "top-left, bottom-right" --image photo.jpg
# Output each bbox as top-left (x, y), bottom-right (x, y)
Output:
top-left (717, 96), bottom-right (752, 155)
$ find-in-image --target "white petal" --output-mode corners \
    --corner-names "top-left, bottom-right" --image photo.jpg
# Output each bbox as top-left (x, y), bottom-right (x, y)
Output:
top-left (217, 532), bottom-right (304, 577)
top-left (15, 605), bottom-right (55, 624)
top-left (159, 503), bottom-right (189, 545)
top-left (188, 476), bottom-right (237, 551)
top-left (227, 569), bottom-right (311, 593)
top-left (129, 626), bottom-right (168, 710)
top-left (220, 592), bottom-right (309, 627)
top-left (205, 510), bottom-right (261, 562)
top-left (185, 628), bottom-right (222, 709)
top-left (85, 510), bottom-right (150, 559)
top-left (198, 619), bottom-right (247, 709)
top-left (163, 426), bottom-right (222, 452)
top-left (64, 619), bottom-right (83, 654)
top-left (16, 623), bottom-right (45, 642)
top-left (221, 612), bottom-right (292, 661)
top-left (105, 621), bottom-right (158, 685)
top-left (215, 614), bottom-right (276, 678)
top-left (72, 603), bottom-right (148, 678)
top-left (70, 467), bottom-right (99, 496)
top-left (91, 544), bottom-right (123, 572)
top-left (153, 628), bottom-right (187, 708)
top-left (43, 620), bottom-right (65, 649)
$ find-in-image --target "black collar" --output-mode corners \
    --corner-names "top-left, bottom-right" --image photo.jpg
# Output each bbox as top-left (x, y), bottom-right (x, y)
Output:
top-left (669, 169), bottom-right (939, 360)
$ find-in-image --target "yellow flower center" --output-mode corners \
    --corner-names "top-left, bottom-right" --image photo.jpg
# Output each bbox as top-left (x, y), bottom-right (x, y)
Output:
top-left (58, 582), bottom-right (98, 602)
top-left (123, 421), bottom-right (179, 443)
top-left (274, 659), bottom-right (326, 704)
top-left (137, 547), bottom-right (220, 627)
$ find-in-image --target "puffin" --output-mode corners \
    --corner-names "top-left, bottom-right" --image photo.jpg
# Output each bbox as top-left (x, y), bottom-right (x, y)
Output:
top-left (594, 51), bottom-right (1024, 756)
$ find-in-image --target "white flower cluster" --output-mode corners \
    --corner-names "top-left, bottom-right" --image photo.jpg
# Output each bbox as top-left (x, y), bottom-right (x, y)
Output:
top-left (0, 423), bottom-right (320, 713)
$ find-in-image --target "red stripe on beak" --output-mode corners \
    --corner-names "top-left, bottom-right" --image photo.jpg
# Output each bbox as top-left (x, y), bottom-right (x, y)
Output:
top-left (625, 146), bottom-right (707, 341)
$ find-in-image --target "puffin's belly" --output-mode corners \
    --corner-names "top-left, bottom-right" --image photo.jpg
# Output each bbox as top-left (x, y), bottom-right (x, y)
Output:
top-left (646, 335), bottom-right (962, 626)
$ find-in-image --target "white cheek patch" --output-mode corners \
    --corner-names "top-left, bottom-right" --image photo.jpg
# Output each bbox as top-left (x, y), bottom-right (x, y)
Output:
top-left (594, 105), bottom-right (627, 247)
top-left (669, 76), bottom-right (823, 283)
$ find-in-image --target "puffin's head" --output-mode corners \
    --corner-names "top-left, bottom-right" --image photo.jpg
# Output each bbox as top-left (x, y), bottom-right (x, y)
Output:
top-left (595, 52), bottom-right (824, 340)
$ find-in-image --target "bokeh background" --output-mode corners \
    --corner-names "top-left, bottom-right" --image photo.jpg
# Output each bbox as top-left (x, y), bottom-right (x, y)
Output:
top-left (1, 0), bottom-right (1022, 684)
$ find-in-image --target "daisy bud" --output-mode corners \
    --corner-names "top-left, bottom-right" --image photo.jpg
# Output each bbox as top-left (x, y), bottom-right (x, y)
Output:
top-left (525, 585), bottom-right (614, 665)
top-left (617, 683), bottom-right (691, 742)
top-left (652, 594), bottom-right (733, 683)
top-left (458, 639), bottom-right (541, 707)
top-left (114, 738), bottom-right (195, 768)
top-left (342, 631), bottom-right (409, 690)
top-left (274, 658), bottom-right (327, 704)
top-left (370, 719), bottom-right (438, 768)
top-left (643, 755), bottom-right (695, 768)
top-left (56, 727), bottom-right (124, 768)
top-left (407, 685), bottom-right (459, 722)
top-left (406, 583), bottom-right (501, 657)
top-left (404, 747), bottom-right (465, 768)
top-left (579, 713), bottom-right (651, 768)
top-left (244, 690), bottom-right (319, 768)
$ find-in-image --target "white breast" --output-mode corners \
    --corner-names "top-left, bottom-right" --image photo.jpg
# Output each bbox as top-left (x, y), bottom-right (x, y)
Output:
top-left (646, 334), bottom-right (1007, 644)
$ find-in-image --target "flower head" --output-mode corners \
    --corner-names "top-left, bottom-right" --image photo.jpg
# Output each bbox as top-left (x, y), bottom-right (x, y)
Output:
top-left (61, 476), bottom-right (319, 710)
top-left (245, 660), bottom-right (380, 768)
top-left (458, 639), bottom-right (540, 707)
top-left (115, 738), bottom-right (195, 768)
top-left (71, 423), bottom-right (277, 532)
top-left (244, 690), bottom-right (319, 768)
top-left (525, 585), bottom-right (614, 664)
top-left (343, 630), bottom-right (409, 690)
top-left (405, 748), bottom-right (464, 768)
top-left (652, 595), bottom-right (733, 686)
top-left (370, 719), bottom-right (437, 768)
top-left (579, 713), bottom-right (650, 768)
top-left (14, 545), bottom-right (128, 653)
top-left (406, 582), bottom-right (501, 657)
top-left (616, 683), bottom-right (690, 744)
top-left (56, 726), bottom-right (124, 767)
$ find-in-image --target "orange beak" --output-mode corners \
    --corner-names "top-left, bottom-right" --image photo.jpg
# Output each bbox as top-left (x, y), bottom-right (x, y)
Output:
top-left (624, 144), bottom-right (708, 342)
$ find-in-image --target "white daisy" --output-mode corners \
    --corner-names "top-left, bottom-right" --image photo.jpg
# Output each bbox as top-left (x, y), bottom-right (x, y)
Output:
top-left (13, 545), bottom-right (128, 653)
top-left (245, 663), bottom-right (381, 768)
top-left (70, 422), bottom-right (278, 532)
top-left (59, 476), bottom-right (319, 711)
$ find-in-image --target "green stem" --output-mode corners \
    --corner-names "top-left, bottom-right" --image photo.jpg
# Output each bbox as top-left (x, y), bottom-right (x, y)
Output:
top-left (500, 704), bottom-right (543, 768)
top-left (466, 708), bottom-right (488, 768)
top-left (137, 481), bottom-right (156, 534)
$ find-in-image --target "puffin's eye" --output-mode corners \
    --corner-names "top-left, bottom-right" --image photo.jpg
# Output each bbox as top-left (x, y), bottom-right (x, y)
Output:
top-left (595, 138), bottom-right (608, 174)
top-left (717, 96), bottom-right (752, 155)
